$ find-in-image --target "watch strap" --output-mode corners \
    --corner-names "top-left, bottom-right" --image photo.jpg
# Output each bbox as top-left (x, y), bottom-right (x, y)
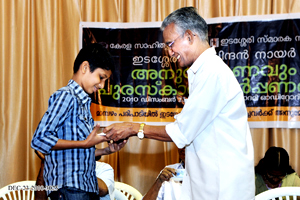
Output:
top-left (139, 123), bottom-right (145, 132)
top-left (138, 123), bottom-right (145, 140)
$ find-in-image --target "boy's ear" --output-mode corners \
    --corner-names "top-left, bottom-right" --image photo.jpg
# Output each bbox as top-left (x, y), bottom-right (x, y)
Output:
top-left (80, 61), bottom-right (89, 73)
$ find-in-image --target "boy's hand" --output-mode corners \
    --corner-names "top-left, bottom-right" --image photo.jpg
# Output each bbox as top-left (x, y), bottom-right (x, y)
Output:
top-left (51, 124), bottom-right (110, 150)
top-left (84, 124), bottom-right (109, 148)
top-left (35, 150), bottom-right (45, 161)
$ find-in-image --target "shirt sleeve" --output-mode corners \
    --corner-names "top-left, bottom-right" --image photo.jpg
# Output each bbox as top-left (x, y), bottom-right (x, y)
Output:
top-left (294, 173), bottom-right (300, 186)
top-left (31, 91), bottom-right (74, 154)
top-left (287, 172), bottom-right (300, 186)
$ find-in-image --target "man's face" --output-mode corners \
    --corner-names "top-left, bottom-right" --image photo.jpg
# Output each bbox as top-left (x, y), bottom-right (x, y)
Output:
top-left (163, 23), bottom-right (193, 67)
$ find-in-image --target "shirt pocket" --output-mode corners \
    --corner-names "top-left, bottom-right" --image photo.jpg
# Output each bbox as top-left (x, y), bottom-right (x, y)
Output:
top-left (76, 106), bottom-right (93, 139)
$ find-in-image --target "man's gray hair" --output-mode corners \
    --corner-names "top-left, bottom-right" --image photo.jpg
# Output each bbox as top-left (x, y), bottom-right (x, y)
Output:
top-left (161, 7), bottom-right (208, 42)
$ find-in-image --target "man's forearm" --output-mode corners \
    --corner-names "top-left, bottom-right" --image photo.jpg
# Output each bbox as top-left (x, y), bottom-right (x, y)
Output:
top-left (143, 124), bottom-right (172, 141)
top-left (104, 123), bottom-right (172, 145)
top-left (95, 147), bottom-right (111, 157)
top-left (142, 179), bottom-right (163, 200)
top-left (97, 178), bottom-right (109, 197)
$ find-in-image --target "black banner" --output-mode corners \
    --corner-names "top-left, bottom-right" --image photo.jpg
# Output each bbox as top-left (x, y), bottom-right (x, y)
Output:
top-left (80, 14), bottom-right (300, 128)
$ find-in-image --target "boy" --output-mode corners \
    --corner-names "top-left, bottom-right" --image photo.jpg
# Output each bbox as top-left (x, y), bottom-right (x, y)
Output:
top-left (31, 43), bottom-right (115, 199)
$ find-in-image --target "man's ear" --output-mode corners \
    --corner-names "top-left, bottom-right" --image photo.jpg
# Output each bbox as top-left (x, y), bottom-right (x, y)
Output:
top-left (185, 29), bottom-right (195, 43)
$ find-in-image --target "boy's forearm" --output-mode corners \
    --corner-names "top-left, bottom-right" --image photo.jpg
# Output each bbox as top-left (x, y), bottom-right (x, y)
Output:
top-left (35, 161), bottom-right (47, 200)
top-left (51, 139), bottom-right (88, 150)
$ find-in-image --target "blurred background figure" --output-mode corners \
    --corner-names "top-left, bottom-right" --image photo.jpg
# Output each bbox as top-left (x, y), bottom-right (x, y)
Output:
top-left (255, 146), bottom-right (300, 195)
top-left (143, 148), bottom-right (185, 200)
top-left (95, 161), bottom-right (115, 200)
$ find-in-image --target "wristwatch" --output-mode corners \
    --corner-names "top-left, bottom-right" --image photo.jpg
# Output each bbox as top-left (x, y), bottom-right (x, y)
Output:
top-left (137, 123), bottom-right (145, 140)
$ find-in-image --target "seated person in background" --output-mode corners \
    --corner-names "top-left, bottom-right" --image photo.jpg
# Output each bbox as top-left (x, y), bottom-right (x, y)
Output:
top-left (35, 141), bottom-right (125, 200)
top-left (95, 161), bottom-right (114, 200)
top-left (143, 148), bottom-right (185, 200)
top-left (255, 146), bottom-right (300, 195)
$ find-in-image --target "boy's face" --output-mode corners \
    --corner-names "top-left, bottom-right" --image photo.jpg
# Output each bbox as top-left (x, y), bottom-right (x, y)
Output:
top-left (81, 65), bottom-right (112, 94)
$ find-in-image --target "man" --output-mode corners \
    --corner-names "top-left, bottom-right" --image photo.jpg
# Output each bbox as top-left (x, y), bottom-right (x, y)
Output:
top-left (104, 7), bottom-right (255, 200)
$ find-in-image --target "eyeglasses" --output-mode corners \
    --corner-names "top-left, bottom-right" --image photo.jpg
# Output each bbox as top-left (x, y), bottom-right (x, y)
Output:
top-left (164, 35), bottom-right (182, 51)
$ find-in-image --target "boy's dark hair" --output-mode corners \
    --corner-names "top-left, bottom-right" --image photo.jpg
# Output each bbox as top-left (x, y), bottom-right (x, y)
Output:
top-left (73, 43), bottom-right (115, 74)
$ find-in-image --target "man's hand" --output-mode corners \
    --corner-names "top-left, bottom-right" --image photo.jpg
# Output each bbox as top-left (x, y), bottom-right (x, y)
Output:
top-left (108, 139), bottom-right (128, 153)
top-left (143, 167), bottom-right (176, 200)
top-left (95, 139), bottom-right (128, 158)
top-left (103, 122), bottom-right (138, 142)
top-left (156, 167), bottom-right (176, 184)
